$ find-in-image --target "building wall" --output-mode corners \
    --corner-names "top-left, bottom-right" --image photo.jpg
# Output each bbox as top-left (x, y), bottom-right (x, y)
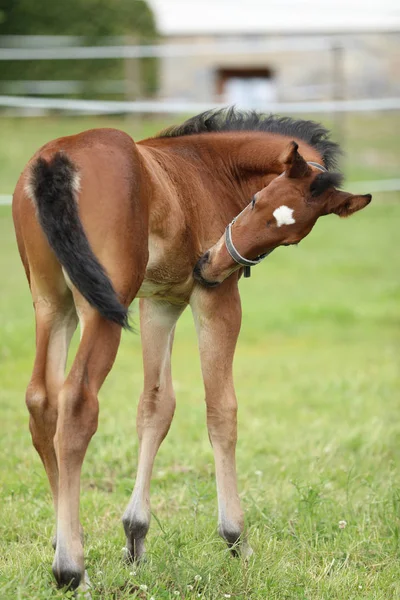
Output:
top-left (156, 34), bottom-right (400, 104)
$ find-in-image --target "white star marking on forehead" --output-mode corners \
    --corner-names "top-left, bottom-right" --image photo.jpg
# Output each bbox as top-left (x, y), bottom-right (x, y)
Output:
top-left (273, 205), bottom-right (296, 227)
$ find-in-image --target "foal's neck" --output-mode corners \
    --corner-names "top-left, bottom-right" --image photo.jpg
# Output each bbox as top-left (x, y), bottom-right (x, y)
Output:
top-left (198, 131), bottom-right (322, 177)
top-left (145, 131), bottom-right (323, 210)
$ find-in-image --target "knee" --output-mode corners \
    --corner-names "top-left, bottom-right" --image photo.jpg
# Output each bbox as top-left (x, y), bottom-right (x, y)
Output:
top-left (26, 381), bottom-right (47, 418)
top-left (206, 395), bottom-right (237, 422)
top-left (139, 386), bottom-right (176, 420)
top-left (206, 397), bottom-right (237, 442)
top-left (57, 384), bottom-right (99, 441)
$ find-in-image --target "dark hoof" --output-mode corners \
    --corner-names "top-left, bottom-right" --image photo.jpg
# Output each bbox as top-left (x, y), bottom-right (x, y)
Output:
top-left (52, 561), bottom-right (82, 590)
top-left (122, 514), bottom-right (148, 563)
top-left (122, 516), bottom-right (149, 540)
top-left (218, 523), bottom-right (242, 547)
top-left (218, 523), bottom-right (253, 558)
top-left (123, 538), bottom-right (146, 564)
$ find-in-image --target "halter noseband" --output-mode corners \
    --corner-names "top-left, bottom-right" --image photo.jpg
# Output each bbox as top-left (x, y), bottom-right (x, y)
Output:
top-left (225, 210), bottom-right (274, 278)
top-left (224, 161), bottom-right (327, 278)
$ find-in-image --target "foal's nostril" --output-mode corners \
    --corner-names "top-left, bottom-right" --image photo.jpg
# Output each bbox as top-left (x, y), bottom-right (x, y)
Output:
top-left (364, 194), bottom-right (372, 203)
top-left (193, 251), bottom-right (220, 288)
top-left (200, 251), bottom-right (210, 266)
top-left (193, 251), bottom-right (210, 280)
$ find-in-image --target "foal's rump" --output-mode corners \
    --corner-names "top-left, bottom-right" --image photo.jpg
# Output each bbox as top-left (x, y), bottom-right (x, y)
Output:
top-left (13, 128), bottom-right (149, 328)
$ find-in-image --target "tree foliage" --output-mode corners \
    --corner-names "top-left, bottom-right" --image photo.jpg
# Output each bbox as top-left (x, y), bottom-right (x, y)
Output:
top-left (0, 0), bottom-right (158, 97)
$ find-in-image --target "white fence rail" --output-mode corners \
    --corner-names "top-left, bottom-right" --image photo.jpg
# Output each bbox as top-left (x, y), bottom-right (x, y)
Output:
top-left (1, 95), bottom-right (400, 115)
top-left (0, 39), bottom-right (339, 61)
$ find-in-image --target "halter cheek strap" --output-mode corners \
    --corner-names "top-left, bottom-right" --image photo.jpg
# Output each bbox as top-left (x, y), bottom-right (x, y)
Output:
top-left (225, 161), bottom-right (326, 278)
top-left (307, 161), bottom-right (327, 172)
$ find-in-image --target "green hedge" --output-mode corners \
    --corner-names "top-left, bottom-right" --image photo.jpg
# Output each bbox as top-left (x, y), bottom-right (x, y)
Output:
top-left (0, 0), bottom-right (158, 98)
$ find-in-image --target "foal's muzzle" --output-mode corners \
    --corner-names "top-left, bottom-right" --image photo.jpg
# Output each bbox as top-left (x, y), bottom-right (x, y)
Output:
top-left (193, 252), bottom-right (221, 288)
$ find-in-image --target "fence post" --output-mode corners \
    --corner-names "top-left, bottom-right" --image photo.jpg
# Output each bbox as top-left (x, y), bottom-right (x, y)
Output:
top-left (124, 36), bottom-right (142, 127)
top-left (332, 39), bottom-right (345, 158)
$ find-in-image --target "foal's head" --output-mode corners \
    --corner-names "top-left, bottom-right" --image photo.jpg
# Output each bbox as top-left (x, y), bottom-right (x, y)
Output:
top-left (194, 141), bottom-right (371, 287)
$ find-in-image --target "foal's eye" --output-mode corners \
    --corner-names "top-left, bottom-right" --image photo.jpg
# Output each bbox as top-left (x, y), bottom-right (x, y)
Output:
top-left (251, 195), bottom-right (257, 209)
top-left (266, 219), bottom-right (274, 227)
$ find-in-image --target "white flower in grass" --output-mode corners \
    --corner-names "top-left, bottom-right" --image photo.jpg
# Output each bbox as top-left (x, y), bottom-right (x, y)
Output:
top-left (129, 571), bottom-right (136, 576)
top-left (338, 520), bottom-right (347, 529)
top-left (187, 585), bottom-right (194, 590)
top-left (174, 592), bottom-right (180, 596)
top-left (140, 584), bottom-right (148, 591)
top-left (224, 595), bottom-right (232, 598)
top-left (255, 470), bottom-right (262, 476)
top-left (194, 574), bottom-right (202, 582)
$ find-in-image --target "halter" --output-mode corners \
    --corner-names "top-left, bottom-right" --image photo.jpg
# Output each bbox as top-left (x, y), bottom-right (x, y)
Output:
top-left (224, 161), bottom-right (327, 278)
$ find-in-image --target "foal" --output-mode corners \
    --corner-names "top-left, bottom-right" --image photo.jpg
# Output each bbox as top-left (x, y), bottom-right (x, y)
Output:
top-left (12, 108), bottom-right (371, 590)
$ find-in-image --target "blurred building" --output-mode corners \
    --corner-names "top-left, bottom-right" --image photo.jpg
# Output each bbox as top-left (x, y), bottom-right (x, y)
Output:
top-left (147, 0), bottom-right (400, 107)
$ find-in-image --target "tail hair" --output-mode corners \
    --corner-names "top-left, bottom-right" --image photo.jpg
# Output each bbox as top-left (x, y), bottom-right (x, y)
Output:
top-left (30, 152), bottom-right (130, 329)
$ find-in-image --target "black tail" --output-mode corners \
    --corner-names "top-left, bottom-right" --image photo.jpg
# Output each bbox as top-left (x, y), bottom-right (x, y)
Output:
top-left (30, 152), bottom-right (130, 329)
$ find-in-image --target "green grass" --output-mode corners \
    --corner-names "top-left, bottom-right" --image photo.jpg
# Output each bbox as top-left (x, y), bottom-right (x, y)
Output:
top-left (0, 114), bottom-right (400, 599)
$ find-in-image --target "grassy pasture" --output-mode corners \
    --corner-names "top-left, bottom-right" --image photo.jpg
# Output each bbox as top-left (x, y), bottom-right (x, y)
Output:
top-left (0, 114), bottom-right (399, 599)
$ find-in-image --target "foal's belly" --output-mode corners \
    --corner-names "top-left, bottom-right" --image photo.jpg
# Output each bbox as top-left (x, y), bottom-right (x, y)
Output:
top-left (137, 275), bottom-right (193, 304)
top-left (136, 233), bottom-right (196, 303)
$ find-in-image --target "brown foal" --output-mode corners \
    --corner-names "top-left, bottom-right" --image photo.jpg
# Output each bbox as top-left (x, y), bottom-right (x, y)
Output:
top-left (12, 108), bottom-right (371, 590)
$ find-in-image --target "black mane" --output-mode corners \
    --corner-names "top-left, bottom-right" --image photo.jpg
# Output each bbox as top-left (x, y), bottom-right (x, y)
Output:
top-left (158, 107), bottom-right (341, 170)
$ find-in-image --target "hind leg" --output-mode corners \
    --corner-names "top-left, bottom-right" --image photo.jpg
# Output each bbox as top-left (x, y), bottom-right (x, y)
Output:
top-left (53, 309), bottom-right (122, 589)
top-left (122, 299), bottom-right (184, 562)
top-left (26, 294), bottom-right (77, 530)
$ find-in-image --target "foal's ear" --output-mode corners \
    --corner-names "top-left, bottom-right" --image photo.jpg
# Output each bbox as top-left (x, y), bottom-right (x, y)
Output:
top-left (280, 141), bottom-right (311, 179)
top-left (327, 190), bottom-right (372, 217)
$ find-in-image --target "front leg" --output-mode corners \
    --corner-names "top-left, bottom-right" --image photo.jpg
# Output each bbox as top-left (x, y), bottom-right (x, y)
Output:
top-left (191, 280), bottom-right (252, 557)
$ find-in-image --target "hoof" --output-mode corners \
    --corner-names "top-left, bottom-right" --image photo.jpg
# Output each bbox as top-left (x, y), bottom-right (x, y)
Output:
top-left (227, 540), bottom-right (254, 559)
top-left (52, 565), bottom-right (82, 590)
top-left (122, 515), bottom-right (149, 540)
top-left (123, 538), bottom-right (146, 564)
top-left (122, 513), bottom-right (149, 563)
top-left (218, 522), bottom-right (242, 547)
top-left (52, 554), bottom-right (83, 590)
top-left (218, 521), bottom-right (253, 559)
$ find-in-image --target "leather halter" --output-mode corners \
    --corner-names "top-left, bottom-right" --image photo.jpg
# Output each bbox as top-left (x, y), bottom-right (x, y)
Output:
top-left (224, 161), bottom-right (327, 278)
